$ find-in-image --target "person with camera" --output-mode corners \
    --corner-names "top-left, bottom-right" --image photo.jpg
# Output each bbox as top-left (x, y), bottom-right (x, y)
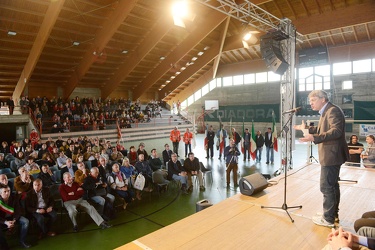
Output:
top-left (224, 139), bottom-right (240, 187)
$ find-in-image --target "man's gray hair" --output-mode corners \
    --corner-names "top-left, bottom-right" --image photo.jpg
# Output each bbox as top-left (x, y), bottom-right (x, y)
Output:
top-left (308, 90), bottom-right (329, 102)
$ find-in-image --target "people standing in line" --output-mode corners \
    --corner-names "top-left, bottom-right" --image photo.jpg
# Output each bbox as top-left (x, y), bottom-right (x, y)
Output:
top-left (224, 139), bottom-right (240, 187)
top-left (255, 130), bottom-right (265, 163)
top-left (346, 134), bottom-right (364, 167)
top-left (169, 126), bottom-right (181, 157)
top-left (183, 128), bottom-right (193, 158)
top-left (264, 127), bottom-right (274, 164)
top-left (361, 134), bottom-right (375, 168)
top-left (206, 125), bottom-right (215, 159)
top-left (216, 124), bottom-right (227, 160)
top-left (243, 128), bottom-right (251, 161)
top-left (294, 90), bottom-right (349, 228)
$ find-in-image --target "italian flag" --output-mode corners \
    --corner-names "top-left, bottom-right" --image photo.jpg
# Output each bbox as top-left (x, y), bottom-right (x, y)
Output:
top-left (250, 121), bottom-right (257, 160)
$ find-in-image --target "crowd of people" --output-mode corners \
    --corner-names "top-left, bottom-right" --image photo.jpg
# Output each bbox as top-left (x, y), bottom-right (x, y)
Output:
top-left (6, 95), bottom-right (164, 133)
top-left (0, 126), bottom-right (209, 249)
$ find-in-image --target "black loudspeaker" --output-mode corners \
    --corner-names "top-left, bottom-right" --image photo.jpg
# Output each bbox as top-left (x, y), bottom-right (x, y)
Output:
top-left (260, 34), bottom-right (289, 75)
top-left (239, 173), bottom-right (268, 196)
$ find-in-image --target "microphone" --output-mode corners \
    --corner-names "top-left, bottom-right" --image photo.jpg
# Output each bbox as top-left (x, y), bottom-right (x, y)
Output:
top-left (282, 107), bottom-right (301, 114)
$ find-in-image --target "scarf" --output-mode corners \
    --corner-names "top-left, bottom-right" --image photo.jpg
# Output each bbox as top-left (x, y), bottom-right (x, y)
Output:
top-left (114, 171), bottom-right (123, 182)
top-left (0, 199), bottom-right (14, 215)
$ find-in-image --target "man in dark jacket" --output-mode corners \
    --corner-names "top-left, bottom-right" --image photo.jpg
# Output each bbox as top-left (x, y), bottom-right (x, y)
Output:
top-left (82, 167), bottom-right (115, 220)
top-left (183, 153), bottom-right (205, 191)
top-left (167, 154), bottom-right (188, 194)
top-left (25, 179), bottom-right (57, 238)
top-left (0, 184), bottom-right (30, 248)
top-left (255, 130), bottom-right (265, 163)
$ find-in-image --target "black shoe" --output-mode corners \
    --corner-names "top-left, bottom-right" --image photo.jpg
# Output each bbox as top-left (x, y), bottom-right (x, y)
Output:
top-left (100, 222), bottom-right (112, 229)
top-left (218, 157), bottom-right (221, 160)
top-left (205, 156), bottom-right (208, 159)
top-left (20, 242), bottom-right (31, 248)
top-left (200, 186), bottom-right (205, 191)
top-left (266, 162), bottom-right (269, 164)
top-left (73, 225), bottom-right (78, 232)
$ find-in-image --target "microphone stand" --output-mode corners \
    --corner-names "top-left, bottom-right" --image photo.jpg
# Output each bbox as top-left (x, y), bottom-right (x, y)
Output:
top-left (261, 111), bottom-right (302, 223)
top-left (308, 141), bottom-right (318, 163)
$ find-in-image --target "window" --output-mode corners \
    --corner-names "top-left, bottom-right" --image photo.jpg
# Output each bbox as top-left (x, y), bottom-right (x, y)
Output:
top-left (187, 95), bottom-right (194, 106)
top-left (255, 72), bottom-right (267, 83)
top-left (353, 59), bottom-right (371, 73)
top-left (222, 76), bottom-right (232, 87)
top-left (298, 65), bottom-right (330, 91)
top-left (209, 79), bottom-right (217, 90)
top-left (244, 73), bottom-right (255, 84)
top-left (333, 62), bottom-right (351, 75)
top-left (201, 84), bottom-right (209, 96)
top-left (268, 71), bottom-right (281, 82)
top-left (194, 90), bottom-right (201, 101)
top-left (233, 75), bottom-right (243, 85)
top-left (342, 80), bottom-right (353, 90)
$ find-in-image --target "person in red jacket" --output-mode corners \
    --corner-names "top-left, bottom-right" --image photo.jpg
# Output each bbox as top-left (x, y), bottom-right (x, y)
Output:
top-left (183, 128), bottom-right (193, 158)
top-left (59, 172), bottom-right (111, 232)
top-left (169, 126), bottom-right (181, 156)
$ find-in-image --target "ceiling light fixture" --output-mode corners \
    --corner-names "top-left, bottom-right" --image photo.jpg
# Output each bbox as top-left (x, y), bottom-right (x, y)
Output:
top-left (72, 41), bottom-right (80, 46)
top-left (7, 31), bottom-right (17, 36)
top-left (160, 56), bottom-right (166, 60)
top-left (121, 50), bottom-right (128, 54)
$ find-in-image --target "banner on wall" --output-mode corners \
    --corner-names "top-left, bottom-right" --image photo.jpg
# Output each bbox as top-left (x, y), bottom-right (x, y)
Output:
top-left (359, 124), bottom-right (375, 137)
top-left (204, 104), bottom-right (280, 123)
top-left (354, 101), bottom-right (375, 123)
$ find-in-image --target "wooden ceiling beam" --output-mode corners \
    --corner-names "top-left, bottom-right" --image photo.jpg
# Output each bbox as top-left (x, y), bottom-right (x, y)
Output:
top-left (63, 0), bottom-right (138, 99)
top-left (100, 15), bottom-right (173, 98)
top-left (212, 17), bottom-right (230, 79)
top-left (132, 9), bottom-right (228, 100)
top-left (294, 2), bottom-right (375, 35)
top-left (161, 41), bottom-right (221, 97)
top-left (12, 0), bottom-right (66, 101)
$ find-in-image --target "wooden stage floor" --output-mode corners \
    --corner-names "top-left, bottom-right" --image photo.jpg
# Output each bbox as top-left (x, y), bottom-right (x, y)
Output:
top-left (116, 164), bottom-right (375, 250)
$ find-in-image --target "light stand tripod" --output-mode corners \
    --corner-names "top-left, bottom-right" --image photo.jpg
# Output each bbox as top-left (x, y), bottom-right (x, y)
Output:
top-left (261, 112), bottom-right (302, 223)
top-left (308, 141), bottom-right (318, 163)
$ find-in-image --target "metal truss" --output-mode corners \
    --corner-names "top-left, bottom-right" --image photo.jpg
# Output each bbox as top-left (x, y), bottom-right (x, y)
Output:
top-left (195, 0), bottom-right (299, 175)
top-left (195, 0), bottom-right (303, 42)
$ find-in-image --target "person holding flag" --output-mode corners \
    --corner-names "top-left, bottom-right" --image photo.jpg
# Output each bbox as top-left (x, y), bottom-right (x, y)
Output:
top-left (206, 125), bottom-right (215, 159)
top-left (250, 121), bottom-right (257, 161)
top-left (242, 128), bottom-right (251, 161)
top-left (255, 131), bottom-right (265, 163)
top-left (265, 127), bottom-right (274, 164)
top-left (216, 124), bottom-right (227, 160)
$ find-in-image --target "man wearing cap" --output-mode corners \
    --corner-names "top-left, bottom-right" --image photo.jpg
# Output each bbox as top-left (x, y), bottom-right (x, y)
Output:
top-left (137, 142), bottom-right (149, 160)
top-left (169, 126), bottom-right (181, 156)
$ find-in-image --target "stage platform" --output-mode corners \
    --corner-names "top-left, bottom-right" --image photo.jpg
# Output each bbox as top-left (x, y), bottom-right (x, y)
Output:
top-left (116, 163), bottom-right (375, 250)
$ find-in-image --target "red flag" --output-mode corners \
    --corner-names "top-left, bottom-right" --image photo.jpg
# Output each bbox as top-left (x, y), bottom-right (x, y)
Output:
top-left (116, 119), bottom-right (122, 140)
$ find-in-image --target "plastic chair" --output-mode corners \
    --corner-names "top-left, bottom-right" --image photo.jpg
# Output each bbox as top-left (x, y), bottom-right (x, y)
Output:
top-left (5, 172), bottom-right (16, 179)
top-left (0, 168), bottom-right (11, 174)
top-left (200, 162), bottom-right (213, 185)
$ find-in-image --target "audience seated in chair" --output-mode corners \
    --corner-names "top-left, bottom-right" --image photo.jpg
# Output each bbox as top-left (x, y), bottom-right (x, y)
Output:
top-left (0, 184), bottom-right (31, 249)
top-left (59, 172), bottom-right (111, 232)
top-left (107, 163), bottom-right (135, 210)
top-left (183, 152), bottom-right (205, 192)
top-left (167, 153), bottom-right (188, 195)
top-left (25, 179), bottom-right (57, 239)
